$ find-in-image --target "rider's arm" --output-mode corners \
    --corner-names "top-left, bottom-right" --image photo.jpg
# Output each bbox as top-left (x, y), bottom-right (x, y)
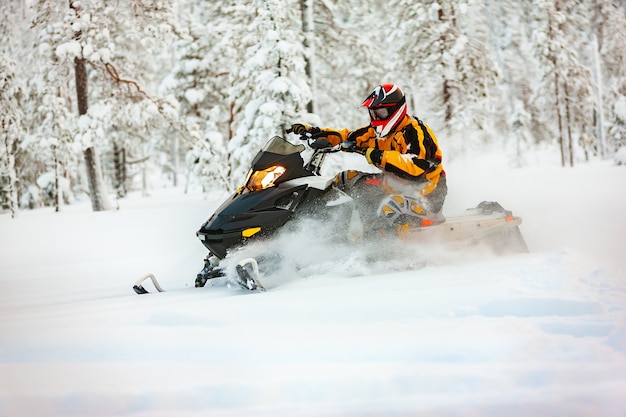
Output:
top-left (319, 128), bottom-right (351, 145)
top-left (378, 151), bottom-right (442, 182)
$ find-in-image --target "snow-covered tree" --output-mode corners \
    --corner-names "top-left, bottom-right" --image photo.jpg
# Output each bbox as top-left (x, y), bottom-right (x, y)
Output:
top-left (227, 0), bottom-right (312, 187)
top-left (591, 0), bottom-right (626, 156)
top-left (0, 54), bottom-right (23, 218)
top-left (531, 0), bottom-right (596, 166)
top-left (388, 0), bottom-right (499, 156)
top-left (481, 1), bottom-right (540, 164)
top-left (299, 0), bottom-right (315, 114)
top-left (30, 0), bottom-right (113, 210)
top-left (29, 0), bottom-right (184, 208)
top-left (4, 0), bottom-right (626, 214)
top-left (162, 0), bottom-right (238, 192)
top-left (312, 0), bottom-right (388, 129)
top-left (610, 96), bottom-right (626, 151)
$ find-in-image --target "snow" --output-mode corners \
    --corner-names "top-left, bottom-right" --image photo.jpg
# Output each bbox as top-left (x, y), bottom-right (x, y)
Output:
top-left (54, 41), bottom-right (82, 60)
top-left (1, 152), bottom-right (625, 417)
top-left (183, 88), bottom-right (205, 105)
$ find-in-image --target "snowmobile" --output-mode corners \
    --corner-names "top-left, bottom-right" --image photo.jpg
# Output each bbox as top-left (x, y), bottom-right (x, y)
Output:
top-left (133, 131), bottom-right (527, 294)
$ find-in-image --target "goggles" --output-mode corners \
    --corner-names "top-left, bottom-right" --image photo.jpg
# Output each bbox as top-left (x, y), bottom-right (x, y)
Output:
top-left (369, 107), bottom-right (391, 120)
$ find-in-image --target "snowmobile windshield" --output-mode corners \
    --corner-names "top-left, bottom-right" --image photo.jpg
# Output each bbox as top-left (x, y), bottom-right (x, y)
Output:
top-left (242, 136), bottom-right (310, 192)
top-left (261, 136), bottom-right (306, 155)
top-left (250, 136), bottom-right (307, 172)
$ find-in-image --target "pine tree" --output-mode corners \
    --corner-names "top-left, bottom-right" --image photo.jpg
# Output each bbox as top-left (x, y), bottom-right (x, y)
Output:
top-left (5, 0), bottom-right (624, 211)
top-left (312, 0), bottom-right (388, 130)
top-left (300, 0), bottom-right (316, 114)
top-left (531, 0), bottom-right (596, 166)
top-left (388, 0), bottom-right (498, 155)
top-left (164, 0), bottom-right (237, 192)
top-left (227, 0), bottom-right (312, 187)
top-left (0, 54), bottom-right (22, 218)
top-left (29, 0), bottom-right (186, 205)
top-left (482, 1), bottom-right (539, 164)
top-left (591, 0), bottom-right (626, 156)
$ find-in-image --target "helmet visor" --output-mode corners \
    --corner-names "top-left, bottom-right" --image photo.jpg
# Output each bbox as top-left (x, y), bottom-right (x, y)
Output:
top-left (369, 107), bottom-right (391, 120)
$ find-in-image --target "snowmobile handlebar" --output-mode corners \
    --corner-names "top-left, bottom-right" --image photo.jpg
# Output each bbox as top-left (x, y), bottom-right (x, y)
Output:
top-left (303, 131), bottom-right (343, 153)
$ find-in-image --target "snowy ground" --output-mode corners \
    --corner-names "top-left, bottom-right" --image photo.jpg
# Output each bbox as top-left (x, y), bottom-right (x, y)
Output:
top-left (1, 151), bottom-right (625, 417)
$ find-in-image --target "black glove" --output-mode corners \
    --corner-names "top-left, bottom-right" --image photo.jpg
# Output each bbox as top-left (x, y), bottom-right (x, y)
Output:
top-left (287, 123), bottom-right (320, 137)
top-left (340, 141), bottom-right (362, 153)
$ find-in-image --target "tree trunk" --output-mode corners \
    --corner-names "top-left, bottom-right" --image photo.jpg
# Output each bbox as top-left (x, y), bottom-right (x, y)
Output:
top-left (564, 81), bottom-right (574, 167)
top-left (113, 141), bottom-right (127, 197)
top-left (591, 34), bottom-right (606, 159)
top-left (74, 56), bottom-right (112, 211)
top-left (443, 78), bottom-right (452, 125)
top-left (300, 0), bottom-right (315, 114)
top-left (70, 0), bottom-right (112, 211)
top-left (1, 55), bottom-right (21, 218)
top-left (547, 7), bottom-right (566, 168)
top-left (2, 119), bottom-right (19, 218)
top-left (553, 64), bottom-right (566, 167)
top-left (171, 133), bottom-right (178, 187)
top-left (439, 8), bottom-right (453, 128)
top-left (53, 144), bottom-right (61, 212)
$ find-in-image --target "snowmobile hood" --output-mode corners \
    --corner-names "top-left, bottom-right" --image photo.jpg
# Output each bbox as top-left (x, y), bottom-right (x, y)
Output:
top-left (196, 183), bottom-right (309, 259)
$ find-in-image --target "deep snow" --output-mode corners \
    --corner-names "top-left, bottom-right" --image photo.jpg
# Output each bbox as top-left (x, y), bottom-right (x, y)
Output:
top-left (1, 150), bottom-right (625, 417)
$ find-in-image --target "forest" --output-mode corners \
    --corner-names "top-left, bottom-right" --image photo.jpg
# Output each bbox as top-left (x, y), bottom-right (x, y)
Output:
top-left (1, 0), bottom-right (625, 216)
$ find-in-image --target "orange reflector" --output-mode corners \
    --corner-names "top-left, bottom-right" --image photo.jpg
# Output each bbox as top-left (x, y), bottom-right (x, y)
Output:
top-left (422, 218), bottom-right (434, 227)
top-left (505, 215), bottom-right (514, 222)
top-left (365, 178), bottom-right (382, 186)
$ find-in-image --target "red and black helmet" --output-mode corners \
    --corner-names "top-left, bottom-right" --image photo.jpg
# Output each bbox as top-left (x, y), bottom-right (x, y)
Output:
top-left (361, 84), bottom-right (407, 137)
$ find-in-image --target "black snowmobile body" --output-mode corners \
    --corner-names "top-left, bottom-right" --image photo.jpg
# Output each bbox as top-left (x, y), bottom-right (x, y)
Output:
top-left (196, 136), bottom-right (339, 260)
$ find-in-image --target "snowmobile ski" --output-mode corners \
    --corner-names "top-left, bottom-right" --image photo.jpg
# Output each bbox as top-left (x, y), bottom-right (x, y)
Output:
top-left (235, 258), bottom-right (266, 291)
top-left (195, 255), bottom-right (225, 288)
top-left (133, 273), bottom-right (166, 295)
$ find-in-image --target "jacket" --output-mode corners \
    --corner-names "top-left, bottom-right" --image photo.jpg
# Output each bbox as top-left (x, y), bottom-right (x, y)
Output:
top-left (322, 115), bottom-right (445, 196)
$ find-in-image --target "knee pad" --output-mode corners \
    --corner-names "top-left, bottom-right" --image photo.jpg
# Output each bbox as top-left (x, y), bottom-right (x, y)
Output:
top-left (334, 170), bottom-right (362, 190)
top-left (378, 195), bottom-right (442, 227)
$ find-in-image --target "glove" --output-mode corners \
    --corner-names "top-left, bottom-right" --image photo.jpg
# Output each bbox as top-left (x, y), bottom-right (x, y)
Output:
top-left (364, 148), bottom-right (383, 165)
top-left (287, 123), bottom-right (320, 136)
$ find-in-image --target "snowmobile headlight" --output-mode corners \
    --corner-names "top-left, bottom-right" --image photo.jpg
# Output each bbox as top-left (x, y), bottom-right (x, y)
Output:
top-left (246, 165), bottom-right (286, 191)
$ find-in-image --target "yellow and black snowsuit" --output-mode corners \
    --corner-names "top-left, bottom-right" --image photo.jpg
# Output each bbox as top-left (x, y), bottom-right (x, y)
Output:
top-left (322, 114), bottom-right (447, 218)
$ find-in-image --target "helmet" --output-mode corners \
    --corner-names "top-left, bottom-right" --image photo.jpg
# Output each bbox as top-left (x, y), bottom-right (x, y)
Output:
top-left (361, 84), bottom-right (407, 137)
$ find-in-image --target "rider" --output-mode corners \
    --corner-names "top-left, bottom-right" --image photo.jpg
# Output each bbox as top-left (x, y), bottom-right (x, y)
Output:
top-left (290, 83), bottom-right (447, 232)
